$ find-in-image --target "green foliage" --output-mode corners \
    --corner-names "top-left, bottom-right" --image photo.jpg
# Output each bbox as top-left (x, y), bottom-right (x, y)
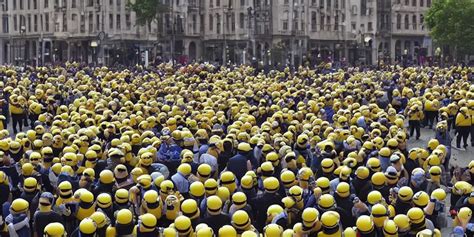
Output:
top-left (127, 0), bottom-right (169, 26)
top-left (425, 0), bottom-right (474, 54)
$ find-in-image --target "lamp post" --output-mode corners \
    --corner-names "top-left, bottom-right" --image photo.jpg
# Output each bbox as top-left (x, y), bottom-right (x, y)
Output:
top-left (90, 40), bottom-right (98, 66)
top-left (222, 7), bottom-right (229, 65)
top-left (20, 25), bottom-right (26, 67)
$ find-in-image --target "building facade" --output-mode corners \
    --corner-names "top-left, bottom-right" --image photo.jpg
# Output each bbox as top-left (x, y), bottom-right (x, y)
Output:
top-left (0, 0), bottom-right (433, 66)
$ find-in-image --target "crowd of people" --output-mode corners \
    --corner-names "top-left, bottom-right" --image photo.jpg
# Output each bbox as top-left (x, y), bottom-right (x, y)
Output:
top-left (0, 63), bottom-right (472, 237)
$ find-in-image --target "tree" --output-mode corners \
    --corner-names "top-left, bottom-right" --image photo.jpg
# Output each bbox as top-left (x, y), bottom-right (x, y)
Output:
top-left (425, 0), bottom-right (474, 56)
top-left (127, 0), bottom-right (169, 26)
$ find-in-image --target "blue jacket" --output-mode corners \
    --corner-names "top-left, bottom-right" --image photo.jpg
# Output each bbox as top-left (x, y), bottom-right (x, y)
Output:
top-left (157, 143), bottom-right (182, 161)
top-left (324, 106), bottom-right (334, 123)
top-left (436, 130), bottom-right (451, 147)
top-left (171, 172), bottom-right (189, 194)
top-left (6, 214), bottom-right (30, 237)
top-left (227, 152), bottom-right (250, 181)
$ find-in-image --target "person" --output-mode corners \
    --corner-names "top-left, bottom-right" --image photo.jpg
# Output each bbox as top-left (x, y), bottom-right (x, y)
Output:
top-left (406, 104), bottom-right (423, 140)
top-left (33, 192), bottom-right (63, 237)
top-left (455, 107), bottom-right (471, 150)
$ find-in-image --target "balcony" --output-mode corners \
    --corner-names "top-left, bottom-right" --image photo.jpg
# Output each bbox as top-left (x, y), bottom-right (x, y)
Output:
top-left (187, 4), bottom-right (201, 12)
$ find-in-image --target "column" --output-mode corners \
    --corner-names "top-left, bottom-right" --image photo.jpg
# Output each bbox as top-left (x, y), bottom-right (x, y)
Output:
top-left (0, 39), bottom-right (3, 65)
top-left (390, 38), bottom-right (396, 63)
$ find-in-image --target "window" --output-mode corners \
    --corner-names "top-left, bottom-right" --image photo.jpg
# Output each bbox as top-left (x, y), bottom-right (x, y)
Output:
top-left (361, 0), bottom-right (367, 16)
top-left (420, 14), bottom-right (424, 29)
top-left (33, 0), bottom-right (37, 9)
top-left (327, 0), bottom-right (331, 8)
top-left (320, 0), bottom-right (324, 7)
top-left (88, 13), bottom-right (93, 32)
top-left (61, 0), bottom-right (66, 9)
top-left (241, 0), bottom-right (245, 6)
top-left (216, 14), bottom-right (221, 34)
top-left (216, 0), bottom-right (220, 7)
top-left (427, 0), bottom-right (431, 7)
top-left (116, 14), bottom-right (120, 30)
top-left (80, 15), bottom-right (85, 33)
top-left (210, 0), bottom-right (213, 7)
top-left (239, 13), bottom-right (244, 29)
top-left (335, 0), bottom-right (338, 9)
top-left (178, 15), bottom-right (184, 32)
top-left (192, 14), bottom-right (197, 32)
top-left (13, 15), bottom-right (17, 31)
top-left (405, 0), bottom-right (409, 5)
top-left (360, 23), bottom-right (364, 31)
top-left (320, 15), bottom-right (324, 30)
top-left (231, 13), bottom-right (235, 31)
top-left (44, 13), bottom-right (49, 31)
top-left (27, 0), bottom-right (30, 9)
top-left (109, 14), bottom-right (113, 29)
top-left (2, 16), bottom-right (8, 33)
top-left (284, 0), bottom-right (289, 4)
top-left (351, 22), bottom-right (356, 31)
top-left (96, 14), bottom-right (100, 31)
top-left (311, 11), bottom-right (316, 31)
top-left (34, 14), bottom-right (38, 32)
top-left (404, 14), bottom-right (409, 29)
top-left (282, 20), bottom-right (288, 30)
top-left (334, 14), bottom-right (339, 30)
top-left (209, 14), bottom-right (213, 31)
top-left (71, 0), bottom-right (76, 8)
top-left (293, 10), bottom-right (298, 19)
top-left (109, 0), bottom-right (113, 6)
top-left (326, 15), bottom-right (330, 30)
top-left (117, 0), bottom-right (121, 9)
top-left (420, 0), bottom-right (423, 7)
top-left (27, 14), bottom-right (31, 32)
top-left (87, 0), bottom-right (93, 6)
top-left (200, 15), bottom-right (204, 32)
top-left (368, 21), bottom-right (373, 31)
top-left (126, 14), bottom-right (131, 30)
top-left (62, 14), bottom-right (67, 32)
top-left (412, 0), bottom-right (416, 6)
top-left (412, 15), bottom-right (417, 29)
top-left (13, 0), bottom-right (17, 10)
top-left (293, 20), bottom-right (298, 30)
top-left (396, 14), bottom-right (401, 29)
top-left (20, 0), bottom-right (23, 9)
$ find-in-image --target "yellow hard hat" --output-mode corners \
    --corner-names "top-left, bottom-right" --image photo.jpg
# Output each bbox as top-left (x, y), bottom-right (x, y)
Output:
top-left (79, 218), bottom-right (97, 235)
top-left (44, 222), bottom-right (66, 237)
top-left (356, 215), bottom-right (374, 234)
